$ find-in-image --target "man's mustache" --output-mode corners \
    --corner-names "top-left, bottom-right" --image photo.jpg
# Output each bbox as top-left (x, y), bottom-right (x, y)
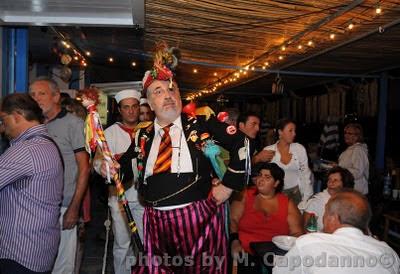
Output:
top-left (163, 99), bottom-right (176, 107)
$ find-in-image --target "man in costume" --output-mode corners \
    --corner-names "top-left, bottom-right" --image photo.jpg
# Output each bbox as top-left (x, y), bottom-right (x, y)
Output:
top-left (101, 43), bottom-right (254, 273)
top-left (94, 89), bottom-right (145, 274)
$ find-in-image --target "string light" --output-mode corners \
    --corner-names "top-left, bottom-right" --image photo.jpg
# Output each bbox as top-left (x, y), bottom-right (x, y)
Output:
top-left (213, 72), bottom-right (218, 76)
top-left (131, 61), bottom-right (136, 67)
top-left (190, 5), bottom-right (381, 100)
top-left (193, 68), bottom-right (198, 73)
top-left (73, 56), bottom-right (79, 61)
top-left (85, 51), bottom-right (91, 56)
top-left (108, 57), bottom-right (114, 62)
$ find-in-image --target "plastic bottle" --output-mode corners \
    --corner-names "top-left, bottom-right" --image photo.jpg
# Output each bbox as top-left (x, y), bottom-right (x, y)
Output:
top-left (307, 213), bottom-right (318, 232)
top-left (383, 171), bottom-right (392, 198)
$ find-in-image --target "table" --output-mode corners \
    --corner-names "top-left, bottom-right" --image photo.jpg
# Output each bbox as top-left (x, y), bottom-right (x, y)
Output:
top-left (250, 241), bottom-right (288, 273)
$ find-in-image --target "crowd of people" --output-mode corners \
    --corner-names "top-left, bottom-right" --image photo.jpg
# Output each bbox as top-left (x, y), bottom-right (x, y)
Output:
top-left (0, 43), bottom-right (399, 274)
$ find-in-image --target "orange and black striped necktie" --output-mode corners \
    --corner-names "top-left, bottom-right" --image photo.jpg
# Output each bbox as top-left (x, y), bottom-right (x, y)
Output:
top-left (153, 124), bottom-right (173, 174)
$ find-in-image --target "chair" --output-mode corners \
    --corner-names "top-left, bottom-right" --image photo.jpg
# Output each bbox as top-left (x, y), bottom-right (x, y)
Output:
top-left (383, 211), bottom-right (400, 249)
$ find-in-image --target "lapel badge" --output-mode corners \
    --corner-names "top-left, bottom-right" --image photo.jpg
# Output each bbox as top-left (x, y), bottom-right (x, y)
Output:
top-left (187, 130), bottom-right (198, 142)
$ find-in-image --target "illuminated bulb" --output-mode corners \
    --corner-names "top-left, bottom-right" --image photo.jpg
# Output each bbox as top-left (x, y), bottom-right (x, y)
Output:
top-left (281, 46), bottom-right (286, 51)
top-left (298, 45), bottom-right (303, 49)
top-left (234, 72), bottom-right (239, 77)
top-left (264, 62), bottom-right (269, 66)
top-left (278, 55), bottom-right (284, 60)
top-left (239, 69), bottom-right (243, 73)
top-left (262, 66), bottom-right (266, 70)
top-left (65, 44), bottom-right (71, 49)
top-left (193, 69), bottom-right (198, 73)
top-left (85, 51), bottom-right (91, 56)
top-left (330, 33), bottom-right (335, 40)
top-left (108, 57), bottom-right (114, 62)
top-left (348, 23), bottom-right (354, 30)
top-left (245, 66), bottom-right (249, 71)
top-left (233, 78), bottom-right (237, 81)
top-left (251, 66), bottom-right (255, 71)
top-left (73, 56), bottom-right (79, 61)
top-left (213, 72), bottom-right (217, 76)
top-left (307, 40), bottom-right (313, 46)
top-left (243, 71), bottom-right (247, 75)
top-left (83, 63), bottom-right (87, 67)
top-left (61, 41), bottom-right (67, 46)
top-left (131, 62), bottom-right (136, 67)
top-left (376, 6), bottom-right (382, 14)
top-left (224, 80), bottom-right (228, 84)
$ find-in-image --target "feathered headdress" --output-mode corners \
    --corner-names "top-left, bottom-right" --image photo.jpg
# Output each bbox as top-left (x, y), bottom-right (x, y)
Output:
top-left (142, 41), bottom-right (180, 95)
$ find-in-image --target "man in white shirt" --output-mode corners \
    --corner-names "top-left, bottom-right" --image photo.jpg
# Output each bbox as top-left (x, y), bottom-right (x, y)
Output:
top-left (94, 89), bottom-right (144, 274)
top-left (273, 190), bottom-right (400, 274)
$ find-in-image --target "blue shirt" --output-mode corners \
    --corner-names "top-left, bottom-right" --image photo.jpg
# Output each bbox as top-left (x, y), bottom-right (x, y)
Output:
top-left (0, 125), bottom-right (63, 272)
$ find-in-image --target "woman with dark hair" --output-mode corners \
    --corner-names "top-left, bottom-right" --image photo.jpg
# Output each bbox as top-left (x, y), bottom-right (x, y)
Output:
top-left (230, 162), bottom-right (304, 273)
top-left (303, 166), bottom-right (355, 232)
top-left (257, 118), bottom-right (313, 208)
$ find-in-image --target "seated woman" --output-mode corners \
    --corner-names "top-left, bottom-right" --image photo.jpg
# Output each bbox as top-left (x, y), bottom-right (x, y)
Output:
top-left (230, 162), bottom-right (304, 274)
top-left (303, 166), bottom-right (354, 232)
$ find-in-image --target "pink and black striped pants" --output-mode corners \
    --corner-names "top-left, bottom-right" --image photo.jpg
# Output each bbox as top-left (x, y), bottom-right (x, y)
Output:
top-left (133, 198), bottom-right (227, 274)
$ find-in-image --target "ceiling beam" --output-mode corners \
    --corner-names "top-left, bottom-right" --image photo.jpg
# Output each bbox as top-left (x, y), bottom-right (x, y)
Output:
top-left (131, 0), bottom-right (145, 28)
top-left (0, 14), bottom-right (134, 27)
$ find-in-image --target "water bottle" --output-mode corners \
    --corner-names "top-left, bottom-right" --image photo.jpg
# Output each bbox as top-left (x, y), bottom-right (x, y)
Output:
top-left (307, 212), bottom-right (318, 232)
top-left (383, 171), bottom-right (392, 198)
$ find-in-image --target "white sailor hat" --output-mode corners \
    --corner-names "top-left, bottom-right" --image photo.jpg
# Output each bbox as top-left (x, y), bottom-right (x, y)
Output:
top-left (115, 89), bottom-right (141, 104)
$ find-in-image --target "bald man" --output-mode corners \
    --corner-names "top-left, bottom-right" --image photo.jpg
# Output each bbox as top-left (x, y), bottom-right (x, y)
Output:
top-left (273, 190), bottom-right (400, 274)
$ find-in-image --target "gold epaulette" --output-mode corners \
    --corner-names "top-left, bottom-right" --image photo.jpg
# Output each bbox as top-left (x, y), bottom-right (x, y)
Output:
top-left (195, 106), bottom-right (215, 121)
top-left (135, 121), bottom-right (153, 130)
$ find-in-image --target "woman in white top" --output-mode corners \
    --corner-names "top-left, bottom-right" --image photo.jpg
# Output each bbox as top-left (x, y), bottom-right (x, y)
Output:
top-left (303, 166), bottom-right (354, 232)
top-left (255, 119), bottom-right (313, 208)
top-left (337, 123), bottom-right (369, 194)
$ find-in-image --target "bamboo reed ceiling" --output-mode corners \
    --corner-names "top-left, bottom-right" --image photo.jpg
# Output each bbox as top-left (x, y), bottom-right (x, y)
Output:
top-left (28, 0), bottom-right (400, 97)
top-left (143, 0), bottom-right (400, 98)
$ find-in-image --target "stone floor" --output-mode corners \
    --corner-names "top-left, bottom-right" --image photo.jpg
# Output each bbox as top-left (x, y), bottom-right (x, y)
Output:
top-left (79, 177), bottom-right (115, 274)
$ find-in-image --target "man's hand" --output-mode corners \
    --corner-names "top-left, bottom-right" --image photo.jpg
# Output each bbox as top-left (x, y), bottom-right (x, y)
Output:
top-left (100, 159), bottom-right (120, 180)
top-left (253, 150), bottom-right (275, 164)
top-left (62, 206), bottom-right (79, 230)
top-left (211, 180), bottom-right (233, 205)
top-left (231, 239), bottom-right (244, 259)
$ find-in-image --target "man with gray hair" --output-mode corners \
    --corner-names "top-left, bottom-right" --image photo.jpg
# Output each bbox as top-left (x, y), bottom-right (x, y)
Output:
top-left (30, 77), bottom-right (90, 274)
top-left (273, 189), bottom-right (400, 273)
